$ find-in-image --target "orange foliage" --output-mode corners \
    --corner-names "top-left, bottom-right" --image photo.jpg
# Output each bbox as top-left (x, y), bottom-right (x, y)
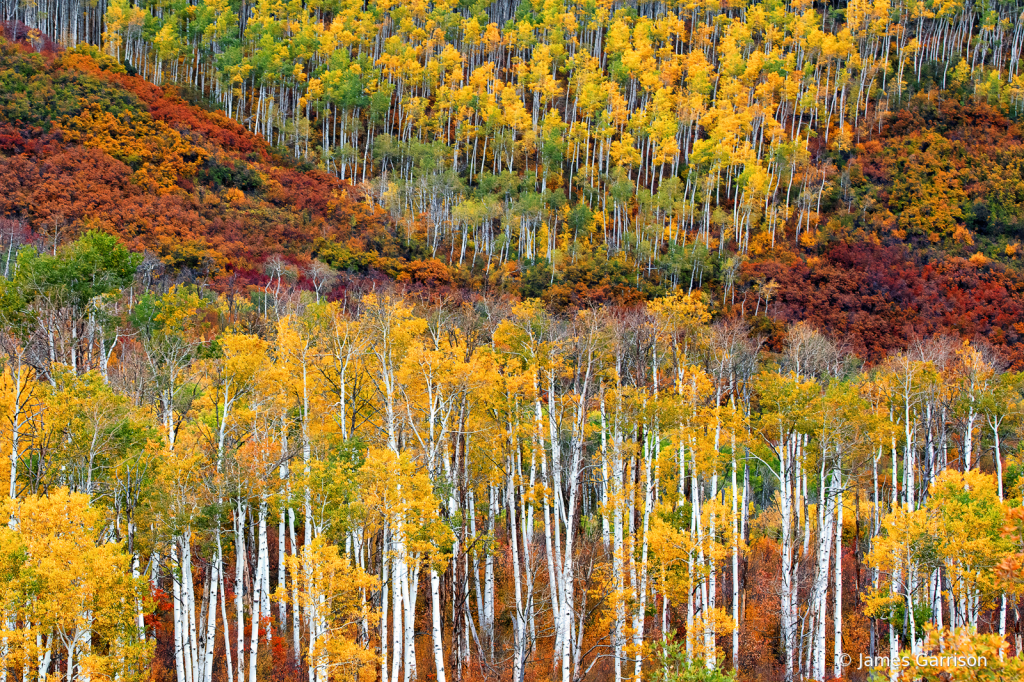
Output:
top-left (0, 147), bottom-right (134, 234)
top-left (56, 47), bottom-right (268, 158)
top-left (59, 104), bottom-right (207, 194)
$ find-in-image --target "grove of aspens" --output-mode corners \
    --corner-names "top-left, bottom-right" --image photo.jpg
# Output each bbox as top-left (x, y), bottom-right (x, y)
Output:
top-left (0, 0), bottom-right (1024, 679)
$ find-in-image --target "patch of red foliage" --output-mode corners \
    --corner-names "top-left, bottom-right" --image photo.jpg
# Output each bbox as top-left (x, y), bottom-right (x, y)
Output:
top-left (0, 20), bottom-right (60, 54)
top-left (744, 241), bottom-right (1024, 367)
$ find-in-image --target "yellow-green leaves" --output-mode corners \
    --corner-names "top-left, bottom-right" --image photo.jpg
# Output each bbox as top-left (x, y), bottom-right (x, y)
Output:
top-left (866, 470), bottom-right (1010, 624)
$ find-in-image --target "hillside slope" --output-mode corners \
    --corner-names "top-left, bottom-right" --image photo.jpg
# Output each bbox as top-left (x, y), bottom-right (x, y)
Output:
top-left (0, 31), bottom-right (388, 271)
top-left (2, 28), bottom-right (1023, 365)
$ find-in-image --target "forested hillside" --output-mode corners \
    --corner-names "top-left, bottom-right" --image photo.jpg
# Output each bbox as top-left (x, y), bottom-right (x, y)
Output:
top-left (2, 0), bottom-right (1024, 680)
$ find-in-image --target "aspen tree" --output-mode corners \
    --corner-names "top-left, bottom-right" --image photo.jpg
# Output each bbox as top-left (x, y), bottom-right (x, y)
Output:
top-left (278, 537), bottom-right (377, 682)
top-left (0, 489), bottom-right (151, 681)
top-left (753, 370), bottom-right (819, 682)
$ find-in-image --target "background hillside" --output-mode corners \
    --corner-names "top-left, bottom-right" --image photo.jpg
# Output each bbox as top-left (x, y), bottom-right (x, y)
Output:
top-left (3, 2), bottom-right (1024, 364)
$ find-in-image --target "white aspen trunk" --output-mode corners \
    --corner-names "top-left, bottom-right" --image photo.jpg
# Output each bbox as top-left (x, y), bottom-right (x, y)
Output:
top-left (537, 382), bottom-right (562, 671)
top-left (201, 541), bottom-right (220, 682)
top-left (695, 458), bottom-right (709, 669)
top-left (402, 549), bottom-right (417, 682)
top-left (612, 399), bottom-right (625, 682)
top-left (0, 623), bottom-right (6, 682)
top-left (248, 500), bottom-right (268, 682)
top-left (523, 446), bottom-right (537, 645)
top-left (631, 424), bottom-right (654, 682)
top-left (430, 567), bottom-right (446, 682)
top-left (687, 459), bottom-right (698, 661)
top-left (780, 436), bottom-right (796, 682)
top-left (995, 434), bottom-right (1008, 655)
top-left (559, 362), bottom-right (592, 682)
top-left (810, 463), bottom-right (835, 682)
top-left (469, 488), bottom-right (484, 637)
top-left (1000, 594), bottom-right (1007, 660)
top-left (600, 400), bottom-right (611, 551)
top-left (706, 478), bottom-right (717, 672)
top-left (234, 503), bottom-right (247, 682)
top-left (65, 640), bottom-right (75, 682)
top-left (278, 424), bottom-right (288, 640)
top-left (259, 509), bottom-right (271, 630)
top-left (508, 456), bottom-right (525, 682)
top-left (172, 543), bottom-right (187, 682)
top-left (994, 424), bottom-right (1004, 500)
top-left (380, 534), bottom-right (389, 682)
top-left (800, 459), bottom-right (810, 557)
top-left (8, 364), bottom-right (24, 500)
top-left (833, 472), bottom-right (844, 679)
top-left (302, 359), bottom-right (313, 548)
top-left (890, 565), bottom-right (900, 682)
top-left (963, 394), bottom-right (976, 470)
top-left (483, 486), bottom-right (496, 654)
top-left (219, 536), bottom-right (234, 682)
top-left (390, 534), bottom-right (402, 682)
top-left (288, 509), bottom-right (300, 660)
top-left (182, 535), bottom-right (199, 682)
top-left (460, 534), bottom-right (472, 674)
top-left (133, 553), bottom-right (145, 642)
top-left (731, 433), bottom-right (740, 669)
